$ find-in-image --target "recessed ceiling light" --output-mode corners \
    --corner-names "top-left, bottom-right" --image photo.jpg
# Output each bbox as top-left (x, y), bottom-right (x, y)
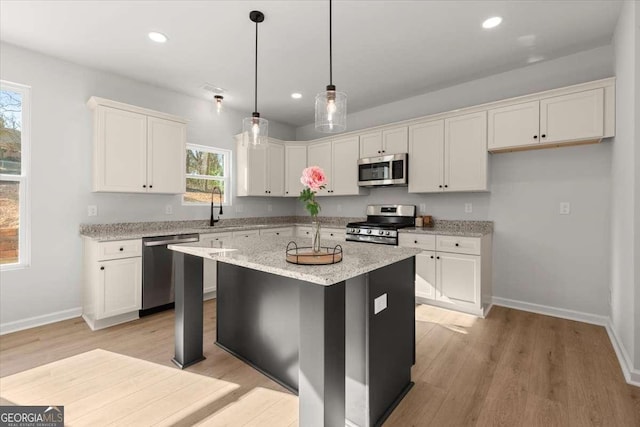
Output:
top-left (148, 32), bottom-right (168, 43)
top-left (291, 93), bottom-right (303, 99)
top-left (482, 16), bottom-right (502, 29)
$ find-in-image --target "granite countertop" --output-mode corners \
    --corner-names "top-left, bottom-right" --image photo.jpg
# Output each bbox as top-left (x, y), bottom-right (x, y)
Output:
top-left (399, 220), bottom-right (493, 237)
top-left (80, 217), bottom-right (362, 242)
top-left (169, 235), bottom-right (421, 286)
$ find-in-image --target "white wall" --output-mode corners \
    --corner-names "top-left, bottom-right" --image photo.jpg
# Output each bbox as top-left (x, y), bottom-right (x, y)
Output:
top-left (0, 43), bottom-right (297, 328)
top-left (296, 45), bottom-right (615, 317)
top-left (611, 0), bottom-right (639, 372)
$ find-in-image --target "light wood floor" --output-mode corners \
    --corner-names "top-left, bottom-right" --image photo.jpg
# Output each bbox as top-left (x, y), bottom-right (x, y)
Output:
top-left (1, 301), bottom-right (638, 426)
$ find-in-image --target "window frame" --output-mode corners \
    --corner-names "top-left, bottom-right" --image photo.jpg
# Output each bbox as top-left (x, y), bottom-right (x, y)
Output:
top-left (0, 80), bottom-right (31, 271)
top-left (182, 143), bottom-right (232, 206)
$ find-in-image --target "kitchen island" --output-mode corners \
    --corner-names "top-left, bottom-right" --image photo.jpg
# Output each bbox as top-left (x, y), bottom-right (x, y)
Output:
top-left (169, 236), bottom-right (421, 427)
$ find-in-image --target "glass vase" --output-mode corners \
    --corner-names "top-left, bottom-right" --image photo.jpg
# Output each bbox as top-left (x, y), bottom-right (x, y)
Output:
top-left (311, 219), bottom-right (321, 253)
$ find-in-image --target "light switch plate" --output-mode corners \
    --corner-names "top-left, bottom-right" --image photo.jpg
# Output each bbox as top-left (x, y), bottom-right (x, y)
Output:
top-left (559, 202), bottom-right (571, 215)
top-left (465, 203), bottom-right (473, 213)
top-left (419, 203), bottom-right (426, 214)
top-left (374, 293), bottom-right (387, 315)
top-left (165, 205), bottom-right (173, 215)
top-left (267, 204), bottom-right (273, 212)
top-left (87, 205), bottom-right (98, 217)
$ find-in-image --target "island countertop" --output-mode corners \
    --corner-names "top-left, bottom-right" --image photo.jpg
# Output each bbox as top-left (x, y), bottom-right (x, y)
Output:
top-left (169, 235), bottom-right (421, 286)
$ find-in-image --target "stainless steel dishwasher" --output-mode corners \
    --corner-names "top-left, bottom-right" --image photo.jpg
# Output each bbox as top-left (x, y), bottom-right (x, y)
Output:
top-left (141, 233), bottom-right (199, 316)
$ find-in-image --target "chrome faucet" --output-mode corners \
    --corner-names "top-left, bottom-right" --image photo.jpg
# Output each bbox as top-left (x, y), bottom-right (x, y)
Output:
top-left (210, 186), bottom-right (223, 226)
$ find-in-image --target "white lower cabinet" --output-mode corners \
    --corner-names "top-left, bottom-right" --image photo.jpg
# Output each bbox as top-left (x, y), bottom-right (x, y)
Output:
top-left (83, 238), bottom-right (143, 330)
top-left (200, 232), bottom-right (232, 296)
top-left (232, 229), bottom-right (261, 238)
top-left (399, 233), bottom-right (492, 317)
top-left (296, 225), bottom-right (344, 241)
top-left (259, 227), bottom-right (295, 237)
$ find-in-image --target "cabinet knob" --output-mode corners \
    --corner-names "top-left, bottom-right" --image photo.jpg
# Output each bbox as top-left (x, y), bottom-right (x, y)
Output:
top-left (143, 185), bottom-right (146, 188)
top-left (377, 150), bottom-right (381, 154)
top-left (455, 243), bottom-right (459, 247)
top-left (330, 233), bottom-right (334, 236)
top-left (541, 134), bottom-right (546, 138)
top-left (119, 247), bottom-right (124, 251)
top-left (430, 255), bottom-right (434, 259)
top-left (414, 240), bottom-right (418, 244)
top-left (100, 266), bottom-right (105, 270)
top-left (533, 135), bottom-right (538, 139)
top-left (436, 256), bottom-right (440, 260)
top-left (286, 191), bottom-right (289, 194)
top-left (439, 185), bottom-right (443, 188)
top-left (444, 185), bottom-right (448, 188)
top-left (382, 150), bottom-right (386, 153)
top-left (276, 232), bottom-right (280, 235)
top-left (149, 185), bottom-right (153, 188)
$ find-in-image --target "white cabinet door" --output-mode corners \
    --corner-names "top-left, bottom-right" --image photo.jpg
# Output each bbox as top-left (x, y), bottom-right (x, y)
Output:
top-left (200, 232), bottom-right (232, 294)
top-left (320, 227), bottom-right (344, 241)
top-left (415, 251), bottom-right (436, 300)
top-left (359, 131), bottom-right (382, 157)
top-left (436, 252), bottom-right (480, 310)
top-left (94, 106), bottom-right (147, 193)
top-left (332, 136), bottom-right (360, 195)
top-left (97, 257), bottom-right (142, 319)
top-left (285, 145), bottom-right (307, 197)
top-left (444, 111), bottom-right (488, 192)
top-left (540, 88), bottom-right (604, 143)
top-left (248, 145), bottom-right (268, 196)
top-left (408, 120), bottom-right (444, 193)
top-left (307, 141), bottom-right (333, 195)
top-left (147, 117), bottom-right (186, 194)
top-left (382, 126), bottom-right (408, 155)
top-left (488, 101), bottom-right (540, 151)
top-left (296, 226), bottom-right (312, 238)
top-left (267, 142), bottom-right (285, 196)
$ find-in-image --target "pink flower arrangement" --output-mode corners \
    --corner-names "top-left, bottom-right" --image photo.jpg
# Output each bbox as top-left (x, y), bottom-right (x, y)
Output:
top-left (299, 166), bottom-right (327, 218)
top-left (300, 166), bottom-right (327, 191)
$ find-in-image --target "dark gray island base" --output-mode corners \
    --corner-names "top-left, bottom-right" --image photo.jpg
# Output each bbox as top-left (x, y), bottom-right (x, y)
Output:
top-left (169, 237), bottom-right (419, 427)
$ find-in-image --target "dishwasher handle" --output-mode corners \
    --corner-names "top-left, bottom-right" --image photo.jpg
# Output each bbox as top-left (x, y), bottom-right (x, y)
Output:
top-left (143, 236), bottom-right (199, 247)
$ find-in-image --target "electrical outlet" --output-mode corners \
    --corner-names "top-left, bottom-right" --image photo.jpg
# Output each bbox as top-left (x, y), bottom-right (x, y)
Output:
top-left (337, 204), bottom-right (342, 212)
top-left (267, 204), bottom-right (273, 212)
top-left (419, 203), bottom-right (426, 213)
top-left (464, 203), bottom-right (473, 213)
top-left (235, 204), bottom-right (244, 213)
top-left (559, 202), bottom-right (571, 215)
top-left (87, 205), bottom-right (98, 217)
top-left (165, 205), bottom-right (173, 215)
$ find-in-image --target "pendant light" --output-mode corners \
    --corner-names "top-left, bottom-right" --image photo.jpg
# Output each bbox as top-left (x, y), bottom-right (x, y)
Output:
top-left (315, 0), bottom-right (347, 133)
top-left (214, 95), bottom-right (224, 114)
top-left (242, 10), bottom-right (269, 146)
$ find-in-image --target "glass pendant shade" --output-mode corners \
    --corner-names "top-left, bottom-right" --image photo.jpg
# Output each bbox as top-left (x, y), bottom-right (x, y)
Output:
top-left (242, 113), bottom-right (269, 146)
top-left (315, 85), bottom-right (347, 133)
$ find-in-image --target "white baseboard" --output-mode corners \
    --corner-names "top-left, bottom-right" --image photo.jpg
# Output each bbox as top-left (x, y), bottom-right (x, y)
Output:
top-left (491, 296), bottom-right (609, 326)
top-left (605, 319), bottom-right (640, 387)
top-left (0, 307), bottom-right (82, 335)
top-left (492, 296), bottom-right (640, 387)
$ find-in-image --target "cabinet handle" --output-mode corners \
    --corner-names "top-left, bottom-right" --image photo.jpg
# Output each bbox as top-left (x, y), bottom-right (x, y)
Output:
top-left (541, 134), bottom-right (546, 138)
top-left (533, 135), bottom-right (538, 139)
top-left (455, 243), bottom-right (459, 247)
top-left (119, 247), bottom-right (124, 251)
top-left (100, 266), bottom-right (105, 270)
top-left (143, 185), bottom-right (146, 188)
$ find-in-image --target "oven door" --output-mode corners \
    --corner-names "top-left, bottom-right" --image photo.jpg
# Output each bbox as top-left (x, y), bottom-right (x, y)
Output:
top-left (358, 153), bottom-right (407, 186)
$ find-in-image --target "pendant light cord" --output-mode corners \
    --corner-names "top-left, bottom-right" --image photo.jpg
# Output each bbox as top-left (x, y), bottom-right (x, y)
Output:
top-left (254, 20), bottom-right (259, 113)
top-left (329, 0), bottom-right (333, 86)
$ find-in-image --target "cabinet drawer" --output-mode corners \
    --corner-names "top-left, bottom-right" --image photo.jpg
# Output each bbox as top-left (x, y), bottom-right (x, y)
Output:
top-left (232, 229), bottom-right (260, 238)
top-left (398, 233), bottom-right (436, 250)
top-left (321, 228), bottom-right (345, 240)
top-left (260, 227), bottom-right (294, 237)
top-left (436, 236), bottom-right (481, 255)
top-left (97, 239), bottom-right (142, 261)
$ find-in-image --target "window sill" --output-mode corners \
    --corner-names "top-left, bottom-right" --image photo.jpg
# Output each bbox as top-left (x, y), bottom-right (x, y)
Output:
top-left (1, 262), bottom-right (30, 272)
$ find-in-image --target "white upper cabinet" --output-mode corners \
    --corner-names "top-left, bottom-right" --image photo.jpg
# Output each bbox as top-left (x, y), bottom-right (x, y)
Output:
top-left (488, 87), bottom-right (607, 152)
top-left (409, 112), bottom-right (487, 193)
top-left (488, 101), bottom-right (540, 150)
top-left (444, 111), bottom-right (488, 192)
top-left (284, 144), bottom-right (307, 197)
top-left (540, 88), bottom-right (604, 144)
top-left (308, 136), bottom-right (364, 196)
top-left (147, 117), bottom-right (186, 194)
top-left (89, 97), bottom-right (187, 194)
top-left (359, 126), bottom-right (408, 157)
top-left (408, 120), bottom-right (444, 193)
top-left (236, 138), bottom-right (284, 197)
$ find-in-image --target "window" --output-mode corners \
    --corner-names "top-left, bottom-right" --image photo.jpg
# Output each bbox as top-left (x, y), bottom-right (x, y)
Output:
top-left (183, 144), bottom-right (231, 205)
top-left (0, 81), bottom-right (30, 269)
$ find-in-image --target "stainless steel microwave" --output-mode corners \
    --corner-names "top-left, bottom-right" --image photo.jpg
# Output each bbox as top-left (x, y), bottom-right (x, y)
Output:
top-left (358, 153), bottom-right (408, 187)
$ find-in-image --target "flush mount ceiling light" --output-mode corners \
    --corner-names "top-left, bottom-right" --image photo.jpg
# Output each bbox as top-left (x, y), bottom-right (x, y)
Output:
top-left (482, 16), bottom-right (503, 29)
top-left (148, 31), bottom-right (168, 43)
top-left (291, 93), bottom-right (303, 99)
top-left (242, 10), bottom-right (268, 146)
top-left (315, 0), bottom-right (347, 133)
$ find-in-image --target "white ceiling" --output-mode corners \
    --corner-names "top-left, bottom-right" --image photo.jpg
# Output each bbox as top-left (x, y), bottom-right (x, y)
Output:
top-left (0, 1), bottom-right (622, 127)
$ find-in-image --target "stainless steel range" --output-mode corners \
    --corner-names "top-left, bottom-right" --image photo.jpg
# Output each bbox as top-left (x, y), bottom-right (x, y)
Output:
top-left (346, 205), bottom-right (416, 245)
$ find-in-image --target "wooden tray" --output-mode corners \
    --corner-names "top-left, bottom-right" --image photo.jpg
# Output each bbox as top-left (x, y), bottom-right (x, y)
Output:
top-left (285, 242), bottom-right (343, 265)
